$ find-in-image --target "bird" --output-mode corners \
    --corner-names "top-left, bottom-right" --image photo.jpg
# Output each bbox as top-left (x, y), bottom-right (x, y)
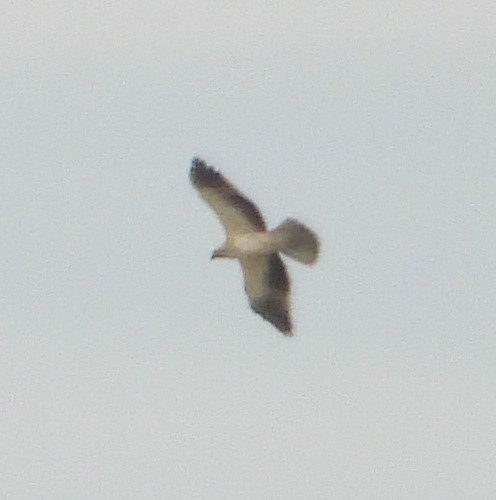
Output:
top-left (190, 158), bottom-right (319, 336)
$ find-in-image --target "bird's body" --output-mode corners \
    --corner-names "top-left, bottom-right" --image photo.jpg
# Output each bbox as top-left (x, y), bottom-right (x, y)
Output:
top-left (190, 158), bottom-right (319, 335)
top-left (219, 232), bottom-right (284, 257)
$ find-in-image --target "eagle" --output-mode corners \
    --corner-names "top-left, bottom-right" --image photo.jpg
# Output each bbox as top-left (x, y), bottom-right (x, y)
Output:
top-left (190, 158), bottom-right (319, 336)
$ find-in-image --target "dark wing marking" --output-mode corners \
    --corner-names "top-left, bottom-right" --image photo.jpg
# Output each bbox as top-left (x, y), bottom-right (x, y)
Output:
top-left (240, 254), bottom-right (292, 335)
top-left (190, 158), bottom-right (266, 234)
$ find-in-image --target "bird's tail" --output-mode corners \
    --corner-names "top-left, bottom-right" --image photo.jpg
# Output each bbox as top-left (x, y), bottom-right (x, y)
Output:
top-left (271, 218), bottom-right (320, 265)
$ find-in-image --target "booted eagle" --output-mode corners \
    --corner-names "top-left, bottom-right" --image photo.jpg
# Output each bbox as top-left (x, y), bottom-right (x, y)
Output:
top-left (190, 158), bottom-right (319, 336)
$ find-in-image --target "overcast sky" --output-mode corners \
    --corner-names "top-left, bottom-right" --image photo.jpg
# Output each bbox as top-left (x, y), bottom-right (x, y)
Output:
top-left (1, 2), bottom-right (495, 498)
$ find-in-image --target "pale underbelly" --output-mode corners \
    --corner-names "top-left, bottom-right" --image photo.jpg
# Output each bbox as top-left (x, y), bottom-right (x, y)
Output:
top-left (231, 232), bottom-right (281, 255)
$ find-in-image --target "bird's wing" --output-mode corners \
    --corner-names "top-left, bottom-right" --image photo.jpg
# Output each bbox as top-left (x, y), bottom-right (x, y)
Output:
top-left (190, 158), bottom-right (266, 235)
top-left (240, 254), bottom-right (292, 335)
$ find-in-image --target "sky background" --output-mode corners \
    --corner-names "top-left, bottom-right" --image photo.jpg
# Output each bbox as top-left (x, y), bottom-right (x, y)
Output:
top-left (1, 1), bottom-right (496, 498)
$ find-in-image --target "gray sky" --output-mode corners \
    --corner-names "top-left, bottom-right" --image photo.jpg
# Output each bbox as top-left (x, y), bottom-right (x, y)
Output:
top-left (1, 2), bottom-right (495, 498)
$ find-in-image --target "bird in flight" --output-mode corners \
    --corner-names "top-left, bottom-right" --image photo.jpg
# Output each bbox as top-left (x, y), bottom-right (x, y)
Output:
top-left (190, 158), bottom-right (319, 336)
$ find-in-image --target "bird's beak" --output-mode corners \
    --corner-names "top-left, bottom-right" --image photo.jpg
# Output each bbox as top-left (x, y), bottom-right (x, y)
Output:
top-left (211, 251), bottom-right (218, 260)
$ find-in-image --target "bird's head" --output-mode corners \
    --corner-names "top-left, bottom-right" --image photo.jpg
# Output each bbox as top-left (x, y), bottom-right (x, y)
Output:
top-left (211, 248), bottom-right (223, 260)
top-left (211, 246), bottom-right (231, 260)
